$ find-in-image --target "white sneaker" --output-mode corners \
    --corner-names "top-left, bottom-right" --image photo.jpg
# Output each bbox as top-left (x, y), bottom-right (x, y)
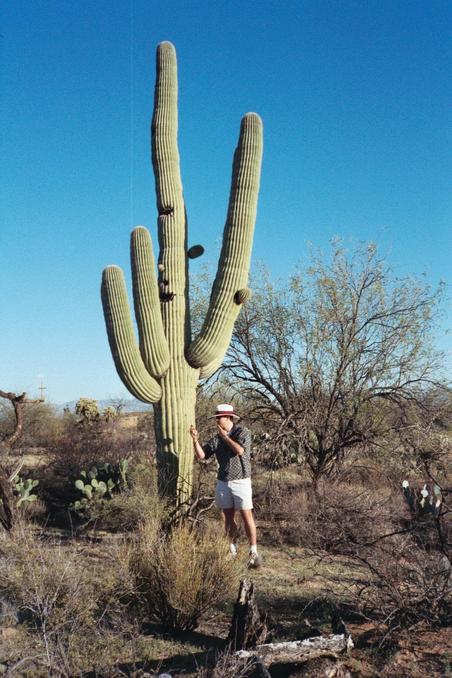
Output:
top-left (248, 552), bottom-right (262, 569)
top-left (229, 543), bottom-right (238, 558)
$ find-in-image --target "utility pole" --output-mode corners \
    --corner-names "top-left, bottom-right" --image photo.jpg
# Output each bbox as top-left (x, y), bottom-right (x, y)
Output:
top-left (39, 381), bottom-right (46, 403)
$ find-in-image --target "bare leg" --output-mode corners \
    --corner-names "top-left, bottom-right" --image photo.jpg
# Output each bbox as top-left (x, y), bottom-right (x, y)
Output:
top-left (240, 509), bottom-right (257, 547)
top-left (223, 508), bottom-right (239, 543)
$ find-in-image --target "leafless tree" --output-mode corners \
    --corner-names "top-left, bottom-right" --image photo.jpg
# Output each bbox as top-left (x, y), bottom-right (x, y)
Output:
top-left (110, 396), bottom-right (128, 415)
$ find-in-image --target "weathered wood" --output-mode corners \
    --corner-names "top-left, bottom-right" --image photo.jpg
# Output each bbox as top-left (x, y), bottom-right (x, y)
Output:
top-left (236, 634), bottom-right (354, 667)
top-left (222, 581), bottom-right (354, 676)
top-left (0, 389), bottom-right (43, 531)
top-left (228, 579), bottom-right (267, 650)
top-left (0, 390), bottom-right (28, 446)
top-left (0, 472), bottom-right (13, 530)
top-left (0, 389), bottom-right (43, 447)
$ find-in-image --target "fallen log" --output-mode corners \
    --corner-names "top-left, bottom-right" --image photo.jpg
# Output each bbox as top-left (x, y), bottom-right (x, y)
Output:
top-left (236, 633), bottom-right (354, 667)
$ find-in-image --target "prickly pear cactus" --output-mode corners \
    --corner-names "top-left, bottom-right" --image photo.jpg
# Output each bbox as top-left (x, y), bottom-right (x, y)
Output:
top-left (71, 461), bottom-right (129, 514)
top-left (14, 476), bottom-right (39, 507)
top-left (101, 42), bottom-right (263, 505)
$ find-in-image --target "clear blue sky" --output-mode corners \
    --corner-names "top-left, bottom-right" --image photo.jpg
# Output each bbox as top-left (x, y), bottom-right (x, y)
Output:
top-left (1, 1), bottom-right (450, 404)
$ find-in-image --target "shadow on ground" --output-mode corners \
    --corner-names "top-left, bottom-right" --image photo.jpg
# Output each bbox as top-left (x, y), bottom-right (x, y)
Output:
top-left (83, 627), bottom-right (225, 677)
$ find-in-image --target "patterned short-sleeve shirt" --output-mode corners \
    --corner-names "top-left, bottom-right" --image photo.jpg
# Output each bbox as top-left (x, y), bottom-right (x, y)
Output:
top-left (203, 425), bottom-right (252, 481)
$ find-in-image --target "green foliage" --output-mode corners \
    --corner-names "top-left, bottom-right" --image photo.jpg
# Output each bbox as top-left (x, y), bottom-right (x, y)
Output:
top-left (13, 475), bottom-right (39, 507)
top-left (226, 242), bottom-right (448, 479)
top-left (85, 462), bottom-right (169, 531)
top-left (70, 460), bottom-right (129, 515)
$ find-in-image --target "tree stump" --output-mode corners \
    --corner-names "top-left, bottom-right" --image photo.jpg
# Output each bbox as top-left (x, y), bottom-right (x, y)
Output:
top-left (227, 579), bottom-right (267, 651)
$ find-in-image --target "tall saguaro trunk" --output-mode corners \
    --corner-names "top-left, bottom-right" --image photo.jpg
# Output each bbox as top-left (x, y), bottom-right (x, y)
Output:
top-left (153, 367), bottom-right (198, 498)
top-left (101, 42), bottom-right (263, 505)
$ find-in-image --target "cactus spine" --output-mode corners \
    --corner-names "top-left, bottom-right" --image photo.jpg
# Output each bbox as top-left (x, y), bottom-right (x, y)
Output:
top-left (101, 42), bottom-right (263, 504)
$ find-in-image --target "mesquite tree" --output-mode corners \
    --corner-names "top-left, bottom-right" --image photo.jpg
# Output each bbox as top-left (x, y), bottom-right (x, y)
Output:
top-left (101, 42), bottom-right (263, 504)
top-left (224, 244), bottom-right (447, 479)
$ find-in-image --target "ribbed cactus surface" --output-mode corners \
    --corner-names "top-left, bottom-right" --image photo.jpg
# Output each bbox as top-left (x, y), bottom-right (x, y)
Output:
top-left (101, 42), bottom-right (263, 504)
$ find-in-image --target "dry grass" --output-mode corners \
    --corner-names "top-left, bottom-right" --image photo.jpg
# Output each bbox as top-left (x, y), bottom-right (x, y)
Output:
top-left (266, 475), bottom-right (452, 639)
top-left (0, 519), bottom-right (136, 676)
top-left (0, 525), bottom-right (97, 629)
top-left (1, 518), bottom-right (450, 676)
top-left (196, 645), bottom-right (256, 677)
top-left (1, 429), bottom-right (450, 676)
top-left (48, 417), bottom-right (150, 482)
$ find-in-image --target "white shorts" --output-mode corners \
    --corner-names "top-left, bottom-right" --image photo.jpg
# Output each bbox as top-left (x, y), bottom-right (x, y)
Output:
top-left (215, 478), bottom-right (253, 510)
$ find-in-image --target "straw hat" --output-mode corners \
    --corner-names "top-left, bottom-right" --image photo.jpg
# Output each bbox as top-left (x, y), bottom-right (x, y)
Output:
top-left (209, 403), bottom-right (240, 420)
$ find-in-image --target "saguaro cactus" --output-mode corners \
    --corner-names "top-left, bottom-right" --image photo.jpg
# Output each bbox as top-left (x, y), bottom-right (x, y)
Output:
top-left (101, 42), bottom-right (263, 504)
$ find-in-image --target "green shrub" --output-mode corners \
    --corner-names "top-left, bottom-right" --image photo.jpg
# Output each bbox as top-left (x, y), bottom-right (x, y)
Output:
top-left (127, 520), bottom-right (240, 632)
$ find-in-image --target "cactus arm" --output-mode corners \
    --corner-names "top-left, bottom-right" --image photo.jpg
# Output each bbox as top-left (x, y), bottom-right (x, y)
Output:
top-left (131, 226), bottom-right (170, 377)
top-left (152, 42), bottom-right (183, 218)
top-left (152, 41), bottom-right (189, 350)
top-left (186, 113), bottom-right (263, 368)
top-left (199, 355), bottom-right (225, 380)
top-left (197, 287), bottom-right (253, 379)
top-left (101, 266), bottom-right (162, 403)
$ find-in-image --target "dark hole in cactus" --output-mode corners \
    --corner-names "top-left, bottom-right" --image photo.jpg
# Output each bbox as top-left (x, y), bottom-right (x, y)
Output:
top-left (160, 291), bottom-right (176, 302)
top-left (159, 280), bottom-right (175, 301)
top-left (159, 206), bottom-right (174, 216)
top-left (234, 288), bottom-right (251, 305)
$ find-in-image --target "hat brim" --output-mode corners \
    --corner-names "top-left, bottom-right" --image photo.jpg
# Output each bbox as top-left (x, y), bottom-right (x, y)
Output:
top-left (208, 412), bottom-right (240, 420)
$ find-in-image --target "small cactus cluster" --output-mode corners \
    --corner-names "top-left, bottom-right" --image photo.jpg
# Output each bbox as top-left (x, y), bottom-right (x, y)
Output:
top-left (71, 460), bottom-right (129, 513)
top-left (75, 398), bottom-right (117, 425)
top-left (402, 480), bottom-right (443, 517)
top-left (13, 476), bottom-right (39, 507)
top-left (75, 397), bottom-right (101, 423)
